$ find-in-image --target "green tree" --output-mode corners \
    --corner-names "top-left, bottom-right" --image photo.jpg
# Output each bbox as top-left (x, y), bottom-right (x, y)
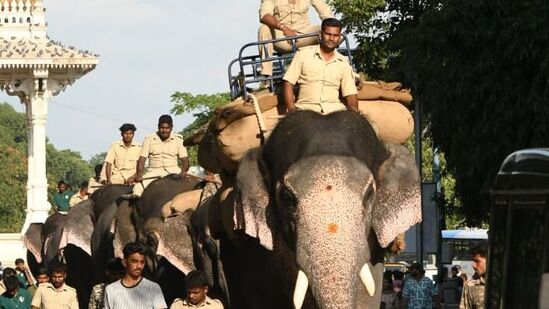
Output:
top-left (0, 103), bottom-right (94, 231)
top-left (170, 91), bottom-right (231, 166)
top-left (333, 0), bottom-right (549, 225)
top-left (89, 152), bottom-right (106, 169)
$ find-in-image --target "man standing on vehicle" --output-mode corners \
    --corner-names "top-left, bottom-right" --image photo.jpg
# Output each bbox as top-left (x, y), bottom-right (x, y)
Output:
top-left (282, 18), bottom-right (358, 114)
top-left (459, 241), bottom-right (488, 309)
top-left (133, 115), bottom-right (189, 196)
top-left (104, 123), bottom-right (141, 185)
top-left (258, 0), bottom-right (333, 77)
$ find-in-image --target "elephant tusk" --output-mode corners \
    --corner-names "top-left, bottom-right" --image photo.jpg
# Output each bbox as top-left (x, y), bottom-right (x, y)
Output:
top-left (293, 270), bottom-right (309, 309)
top-left (360, 263), bottom-right (376, 297)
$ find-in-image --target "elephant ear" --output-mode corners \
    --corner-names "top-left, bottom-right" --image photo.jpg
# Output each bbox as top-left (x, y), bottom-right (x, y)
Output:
top-left (234, 148), bottom-right (273, 250)
top-left (23, 223), bottom-right (43, 264)
top-left (372, 142), bottom-right (422, 248)
top-left (152, 210), bottom-right (196, 275)
top-left (59, 199), bottom-right (95, 255)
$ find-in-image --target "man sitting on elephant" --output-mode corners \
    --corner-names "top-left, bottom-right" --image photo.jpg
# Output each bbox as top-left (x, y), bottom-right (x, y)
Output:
top-left (104, 123), bottom-right (142, 185)
top-left (133, 115), bottom-right (189, 196)
top-left (282, 18), bottom-right (358, 114)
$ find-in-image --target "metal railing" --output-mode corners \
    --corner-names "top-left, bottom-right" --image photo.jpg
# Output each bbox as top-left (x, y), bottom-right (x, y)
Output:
top-left (228, 32), bottom-right (354, 100)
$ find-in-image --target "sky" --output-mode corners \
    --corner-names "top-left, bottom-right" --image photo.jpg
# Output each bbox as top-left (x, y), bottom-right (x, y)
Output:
top-left (1, 1), bottom-right (324, 159)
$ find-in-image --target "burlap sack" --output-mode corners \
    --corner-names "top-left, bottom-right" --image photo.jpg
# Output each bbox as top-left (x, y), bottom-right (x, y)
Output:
top-left (161, 189), bottom-right (204, 219)
top-left (358, 100), bottom-right (414, 144)
top-left (357, 81), bottom-right (413, 107)
top-left (216, 107), bottom-right (281, 168)
top-left (208, 92), bottom-right (279, 133)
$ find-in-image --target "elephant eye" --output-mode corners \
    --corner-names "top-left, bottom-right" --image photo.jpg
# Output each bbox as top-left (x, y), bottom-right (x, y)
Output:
top-left (279, 187), bottom-right (297, 205)
top-left (363, 186), bottom-right (375, 205)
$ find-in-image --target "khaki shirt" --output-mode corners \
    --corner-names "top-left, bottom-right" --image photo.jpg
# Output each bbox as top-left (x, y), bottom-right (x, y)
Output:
top-left (105, 141), bottom-right (142, 180)
top-left (69, 192), bottom-right (88, 206)
top-left (459, 276), bottom-right (485, 309)
top-left (140, 133), bottom-right (187, 169)
top-left (259, 0), bottom-right (332, 32)
top-left (87, 177), bottom-right (104, 194)
top-left (31, 283), bottom-right (78, 309)
top-left (284, 45), bottom-right (357, 104)
top-left (170, 296), bottom-right (224, 309)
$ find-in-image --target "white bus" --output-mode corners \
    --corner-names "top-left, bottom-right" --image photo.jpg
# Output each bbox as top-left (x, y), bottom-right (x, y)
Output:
top-left (441, 229), bottom-right (488, 279)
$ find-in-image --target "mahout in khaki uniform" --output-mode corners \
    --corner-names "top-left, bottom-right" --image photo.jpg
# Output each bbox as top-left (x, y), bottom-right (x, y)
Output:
top-left (31, 264), bottom-right (78, 309)
top-left (169, 270), bottom-right (224, 309)
top-left (133, 115), bottom-right (189, 196)
top-left (105, 123), bottom-right (141, 185)
top-left (283, 18), bottom-right (358, 114)
top-left (87, 164), bottom-right (106, 194)
top-left (258, 0), bottom-right (333, 76)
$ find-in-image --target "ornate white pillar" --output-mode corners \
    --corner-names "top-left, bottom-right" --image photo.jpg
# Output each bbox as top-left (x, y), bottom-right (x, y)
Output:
top-left (0, 0), bottom-right (99, 235)
top-left (9, 70), bottom-right (56, 234)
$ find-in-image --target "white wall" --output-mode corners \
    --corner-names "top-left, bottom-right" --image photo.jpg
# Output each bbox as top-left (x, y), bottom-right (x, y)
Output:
top-left (0, 233), bottom-right (27, 268)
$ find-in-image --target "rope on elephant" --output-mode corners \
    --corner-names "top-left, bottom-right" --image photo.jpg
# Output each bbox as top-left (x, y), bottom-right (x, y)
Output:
top-left (248, 93), bottom-right (267, 144)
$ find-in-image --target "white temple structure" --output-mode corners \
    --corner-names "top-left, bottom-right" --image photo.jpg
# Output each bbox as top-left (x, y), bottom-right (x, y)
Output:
top-left (0, 0), bottom-right (98, 233)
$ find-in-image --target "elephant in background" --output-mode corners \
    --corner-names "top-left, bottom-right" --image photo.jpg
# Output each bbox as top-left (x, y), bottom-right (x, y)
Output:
top-left (220, 110), bottom-right (422, 308)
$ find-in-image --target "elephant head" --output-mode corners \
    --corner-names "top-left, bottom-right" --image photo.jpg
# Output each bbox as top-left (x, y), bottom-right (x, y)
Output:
top-left (234, 110), bottom-right (421, 309)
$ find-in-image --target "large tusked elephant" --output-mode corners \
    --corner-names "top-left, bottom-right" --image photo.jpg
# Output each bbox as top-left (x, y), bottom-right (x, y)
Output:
top-left (228, 110), bottom-right (421, 308)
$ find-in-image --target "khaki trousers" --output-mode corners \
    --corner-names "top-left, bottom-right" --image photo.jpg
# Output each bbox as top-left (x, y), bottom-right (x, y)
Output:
top-left (110, 173), bottom-right (127, 185)
top-left (132, 166), bottom-right (181, 196)
top-left (295, 102), bottom-right (347, 115)
top-left (258, 24), bottom-right (320, 76)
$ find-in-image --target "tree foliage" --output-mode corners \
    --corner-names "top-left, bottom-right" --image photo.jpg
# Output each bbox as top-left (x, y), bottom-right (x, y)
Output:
top-left (170, 92), bottom-right (231, 166)
top-left (332, 0), bottom-right (549, 225)
top-left (0, 103), bottom-right (94, 232)
top-left (88, 152), bottom-right (107, 170)
top-left (170, 92), bottom-right (231, 135)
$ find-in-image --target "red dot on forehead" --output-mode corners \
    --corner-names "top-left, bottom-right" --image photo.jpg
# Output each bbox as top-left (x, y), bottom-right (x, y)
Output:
top-left (327, 223), bottom-right (338, 234)
top-left (326, 185), bottom-right (332, 191)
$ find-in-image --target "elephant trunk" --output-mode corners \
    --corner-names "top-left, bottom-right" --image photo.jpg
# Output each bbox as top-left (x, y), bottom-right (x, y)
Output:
top-left (283, 156), bottom-right (381, 308)
top-left (294, 185), bottom-right (373, 308)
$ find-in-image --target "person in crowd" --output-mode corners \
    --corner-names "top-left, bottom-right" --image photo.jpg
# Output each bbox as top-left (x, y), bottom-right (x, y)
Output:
top-left (104, 242), bottom-right (166, 309)
top-left (88, 257), bottom-right (125, 309)
top-left (31, 264), bottom-right (78, 309)
top-left (52, 180), bottom-right (74, 213)
top-left (460, 273), bottom-right (468, 283)
top-left (401, 263), bottom-right (439, 309)
top-left (0, 268), bottom-right (24, 293)
top-left (69, 181), bottom-right (89, 206)
top-left (393, 270), bottom-right (404, 294)
top-left (450, 265), bottom-right (464, 288)
top-left (169, 270), bottom-right (223, 309)
top-left (459, 241), bottom-right (488, 309)
top-left (27, 268), bottom-right (49, 298)
top-left (88, 164), bottom-right (106, 194)
top-left (133, 115), bottom-right (189, 196)
top-left (0, 275), bottom-right (32, 309)
top-left (104, 123), bottom-right (141, 185)
top-left (14, 259), bottom-right (33, 288)
top-left (381, 277), bottom-right (399, 309)
top-left (257, 0), bottom-right (333, 77)
top-left (282, 18), bottom-right (358, 114)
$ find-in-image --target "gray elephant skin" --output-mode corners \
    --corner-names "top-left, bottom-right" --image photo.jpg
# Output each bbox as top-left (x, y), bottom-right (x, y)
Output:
top-left (219, 110), bottom-right (421, 309)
